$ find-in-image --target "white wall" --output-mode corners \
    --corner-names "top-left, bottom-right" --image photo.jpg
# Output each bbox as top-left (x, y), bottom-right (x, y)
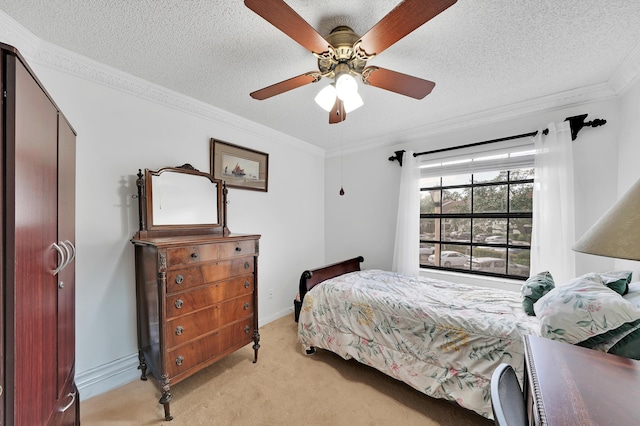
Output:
top-left (325, 96), bottom-right (627, 291)
top-left (1, 15), bottom-right (326, 398)
top-left (614, 77), bottom-right (640, 278)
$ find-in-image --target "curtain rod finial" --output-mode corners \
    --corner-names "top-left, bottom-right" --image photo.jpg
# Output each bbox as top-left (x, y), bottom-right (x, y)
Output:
top-left (565, 114), bottom-right (607, 140)
top-left (388, 150), bottom-right (405, 166)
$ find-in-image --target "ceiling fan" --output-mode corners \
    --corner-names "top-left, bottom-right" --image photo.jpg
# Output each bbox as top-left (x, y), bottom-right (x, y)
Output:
top-left (244, 0), bottom-right (457, 124)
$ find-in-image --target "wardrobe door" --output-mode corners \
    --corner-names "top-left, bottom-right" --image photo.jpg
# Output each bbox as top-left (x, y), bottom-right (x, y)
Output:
top-left (56, 115), bottom-right (78, 419)
top-left (11, 55), bottom-right (59, 425)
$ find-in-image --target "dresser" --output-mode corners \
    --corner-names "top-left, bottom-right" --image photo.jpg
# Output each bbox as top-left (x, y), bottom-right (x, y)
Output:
top-left (523, 335), bottom-right (640, 425)
top-left (1, 43), bottom-right (79, 425)
top-left (131, 165), bottom-right (260, 420)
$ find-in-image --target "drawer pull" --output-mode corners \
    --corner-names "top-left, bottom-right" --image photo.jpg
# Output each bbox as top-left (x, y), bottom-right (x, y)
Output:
top-left (175, 326), bottom-right (183, 336)
top-left (191, 252), bottom-right (199, 258)
top-left (244, 302), bottom-right (250, 310)
top-left (175, 299), bottom-right (183, 309)
top-left (235, 246), bottom-right (242, 252)
top-left (176, 356), bottom-right (184, 366)
top-left (244, 261), bottom-right (250, 269)
top-left (244, 281), bottom-right (250, 288)
top-left (175, 274), bottom-right (184, 284)
top-left (244, 325), bottom-right (251, 334)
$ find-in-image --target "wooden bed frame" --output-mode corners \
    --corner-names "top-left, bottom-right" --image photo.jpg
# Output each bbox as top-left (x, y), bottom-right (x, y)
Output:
top-left (296, 256), bottom-right (364, 354)
top-left (298, 256), bottom-right (364, 303)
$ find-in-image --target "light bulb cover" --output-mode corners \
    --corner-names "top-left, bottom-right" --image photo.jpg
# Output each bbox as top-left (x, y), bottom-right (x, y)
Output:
top-left (343, 91), bottom-right (363, 113)
top-left (314, 84), bottom-right (337, 112)
top-left (335, 73), bottom-right (358, 100)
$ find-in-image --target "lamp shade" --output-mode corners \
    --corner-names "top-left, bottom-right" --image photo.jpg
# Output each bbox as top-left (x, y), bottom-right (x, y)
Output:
top-left (314, 85), bottom-right (336, 112)
top-left (573, 178), bottom-right (640, 261)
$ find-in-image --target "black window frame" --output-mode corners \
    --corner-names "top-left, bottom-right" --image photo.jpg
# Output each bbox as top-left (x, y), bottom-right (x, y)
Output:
top-left (420, 170), bottom-right (533, 280)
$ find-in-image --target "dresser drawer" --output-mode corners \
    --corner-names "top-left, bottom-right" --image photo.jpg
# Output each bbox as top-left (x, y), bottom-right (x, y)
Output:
top-left (166, 243), bottom-right (219, 268)
top-left (166, 294), bottom-right (254, 348)
top-left (218, 240), bottom-right (256, 259)
top-left (166, 276), bottom-right (254, 319)
top-left (166, 257), bottom-right (255, 293)
top-left (167, 317), bottom-right (254, 378)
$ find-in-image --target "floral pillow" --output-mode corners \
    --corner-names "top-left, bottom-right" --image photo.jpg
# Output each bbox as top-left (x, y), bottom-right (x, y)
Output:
top-left (521, 271), bottom-right (554, 316)
top-left (534, 273), bottom-right (640, 344)
top-left (600, 270), bottom-right (633, 296)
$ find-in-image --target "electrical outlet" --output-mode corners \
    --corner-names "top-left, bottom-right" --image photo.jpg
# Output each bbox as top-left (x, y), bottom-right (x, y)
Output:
top-left (268, 288), bottom-right (273, 299)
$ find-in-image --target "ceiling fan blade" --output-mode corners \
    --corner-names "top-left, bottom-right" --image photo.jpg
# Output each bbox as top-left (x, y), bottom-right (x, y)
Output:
top-left (244, 0), bottom-right (330, 54)
top-left (358, 0), bottom-right (457, 56)
top-left (362, 67), bottom-right (435, 99)
top-left (329, 98), bottom-right (346, 124)
top-left (250, 72), bottom-right (320, 100)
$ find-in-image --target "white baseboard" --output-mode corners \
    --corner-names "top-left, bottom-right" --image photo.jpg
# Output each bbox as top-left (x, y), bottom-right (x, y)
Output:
top-left (75, 353), bottom-right (141, 400)
top-left (76, 310), bottom-right (294, 400)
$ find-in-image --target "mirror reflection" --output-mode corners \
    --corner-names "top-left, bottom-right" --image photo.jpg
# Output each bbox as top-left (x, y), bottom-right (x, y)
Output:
top-left (149, 169), bottom-right (219, 226)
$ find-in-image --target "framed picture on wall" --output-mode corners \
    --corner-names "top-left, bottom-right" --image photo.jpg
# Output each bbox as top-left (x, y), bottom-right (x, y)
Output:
top-left (210, 138), bottom-right (269, 192)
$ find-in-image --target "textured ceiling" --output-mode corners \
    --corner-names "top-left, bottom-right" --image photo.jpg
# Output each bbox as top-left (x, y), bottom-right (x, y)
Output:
top-left (1, 1), bottom-right (640, 152)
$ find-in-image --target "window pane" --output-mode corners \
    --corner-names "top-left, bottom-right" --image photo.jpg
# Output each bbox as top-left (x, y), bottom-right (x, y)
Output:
top-left (509, 218), bottom-right (532, 244)
top-left (509, 249), bottom-right (531, 277)
top-left (437, 244), bottom-right (470, 270)
top-left (473, 184), bottom-right (507, 213)
top-left (469, 250), bottom-right (506, 274)
top-left (420, 176), bottom-right (440, 188)
top-left (442, 188), bottom-right (470, 213)
top-left (510, 168), bottom-right (535, 181)
top-left (473, 170), bottom-right (507, 183)
top-left (420, 218), bottom-right (438, 240)
top-left (443, 218), bottom-right (471, 242)
top-left (473, 218), bottom-right (507, 242)
top-left (420, 190), bottom-right (441, 214)
top-left (442, 173), bottom-right (471, 186)
top-left (509, 183), bottom-right (533, 212)
top-left (420, 243), bottom-right (436, 264)
top-left (474, 245), bottom-right (507, 259)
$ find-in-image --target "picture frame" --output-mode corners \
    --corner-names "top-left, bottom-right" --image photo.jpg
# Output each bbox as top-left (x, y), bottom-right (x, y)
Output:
top-left (210, 138), bottom-right (269, 192)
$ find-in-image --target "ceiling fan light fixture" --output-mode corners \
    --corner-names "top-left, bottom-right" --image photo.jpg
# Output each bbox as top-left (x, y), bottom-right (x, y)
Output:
top-left (343, 91), bottom-right (363, 113)
top-left (314, 84), bottom-right (337, 112)
top-left (335, 72), bottom-right (358, 101)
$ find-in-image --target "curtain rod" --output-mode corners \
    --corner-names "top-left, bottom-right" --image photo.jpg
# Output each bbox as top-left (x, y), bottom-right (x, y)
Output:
top-left (388, 114), bottom-right (606, 166)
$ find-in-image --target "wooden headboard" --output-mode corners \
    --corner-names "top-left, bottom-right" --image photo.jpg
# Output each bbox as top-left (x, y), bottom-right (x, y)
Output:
top-left (298, 256), bottom-right (364, 302)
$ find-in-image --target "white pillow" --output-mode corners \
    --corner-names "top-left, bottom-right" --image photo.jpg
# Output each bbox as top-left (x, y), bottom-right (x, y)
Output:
top-left (534, 273), bottom-right (640, 344)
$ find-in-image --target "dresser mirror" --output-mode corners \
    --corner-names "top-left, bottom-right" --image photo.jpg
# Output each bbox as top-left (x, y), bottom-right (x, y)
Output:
top-left (136, 164), bottom-right (226, 236)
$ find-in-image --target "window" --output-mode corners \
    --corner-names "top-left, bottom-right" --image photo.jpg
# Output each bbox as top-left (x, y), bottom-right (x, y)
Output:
top-left (420, 168), bottom-right (534, 279)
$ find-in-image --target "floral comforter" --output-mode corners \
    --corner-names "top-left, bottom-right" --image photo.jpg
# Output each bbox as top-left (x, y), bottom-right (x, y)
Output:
top-left (297, 270), bottom-right (540, 419)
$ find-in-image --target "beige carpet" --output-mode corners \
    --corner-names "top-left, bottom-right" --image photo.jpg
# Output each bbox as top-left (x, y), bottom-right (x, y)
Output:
top-left (81, 314), bottom-right (492, 425)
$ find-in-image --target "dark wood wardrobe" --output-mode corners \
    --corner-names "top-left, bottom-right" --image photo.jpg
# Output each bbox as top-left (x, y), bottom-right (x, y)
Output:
top-left (0, 43), bottom-right (79, 425)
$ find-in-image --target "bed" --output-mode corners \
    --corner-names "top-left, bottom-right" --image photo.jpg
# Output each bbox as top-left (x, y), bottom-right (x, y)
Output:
top-left (296, 256), bottom-right (640, 419)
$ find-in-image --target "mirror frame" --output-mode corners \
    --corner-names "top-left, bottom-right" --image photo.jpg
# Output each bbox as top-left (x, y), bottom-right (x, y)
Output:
top-left (137, 164), bottom-right (227, 237)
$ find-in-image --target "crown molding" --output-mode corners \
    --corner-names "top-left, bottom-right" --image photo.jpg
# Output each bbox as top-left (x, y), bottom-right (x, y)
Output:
top-left (0, 10), bottom-right (324, 158)
top-left (327, 41), bottom-right (640, 159)
top-left (327, 80), bottom-right (620, 159)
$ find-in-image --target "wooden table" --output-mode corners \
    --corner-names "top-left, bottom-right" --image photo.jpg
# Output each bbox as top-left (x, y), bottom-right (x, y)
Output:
top-left (523, 335), bottom-right (640, 425)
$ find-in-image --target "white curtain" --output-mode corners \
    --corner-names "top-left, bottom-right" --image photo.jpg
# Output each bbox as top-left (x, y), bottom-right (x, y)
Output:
top-left (392, 150), bottom-right (420, 276)
top-left (530, 121), bottom-right (576, 284)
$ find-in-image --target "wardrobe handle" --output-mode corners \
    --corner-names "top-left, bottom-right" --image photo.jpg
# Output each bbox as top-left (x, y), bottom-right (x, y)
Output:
top-left (60, 241), bottom-right (72, 269)
top-left (64, 240), bottom-right (76, 264)
top-left (51, 243), bottom-right (66, 275)
top-left (59, 391), bottom-right (76, 413)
